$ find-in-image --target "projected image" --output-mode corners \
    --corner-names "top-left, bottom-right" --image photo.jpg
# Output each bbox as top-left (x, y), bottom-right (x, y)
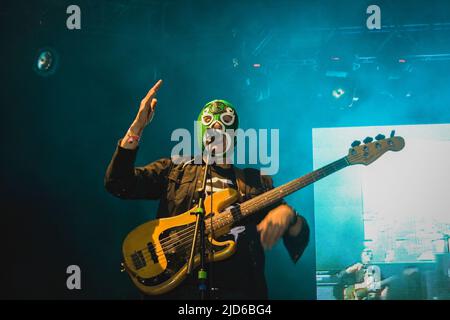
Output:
top-left (313, 124), bottom-right (450, 300)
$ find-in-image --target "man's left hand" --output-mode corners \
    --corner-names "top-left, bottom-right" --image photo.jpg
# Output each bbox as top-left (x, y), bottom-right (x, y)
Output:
top-left (256, 204), bottom-right (295, 250)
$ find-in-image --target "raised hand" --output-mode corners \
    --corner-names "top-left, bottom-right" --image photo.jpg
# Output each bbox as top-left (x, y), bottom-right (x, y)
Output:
top-left (134, 79), bottom-right (163, 132)
top-left (121, 79), bottom-right (163, 149)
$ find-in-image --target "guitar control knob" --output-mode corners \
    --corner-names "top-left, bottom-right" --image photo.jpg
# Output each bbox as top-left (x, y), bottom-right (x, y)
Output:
top-left (351, 140), bottom-right (361, 147)
top-left (120, 262), bottom-right (126, 273)
top-left (375, 134), bottom-right (385, 141)
top-left (363, 137), bottom-right (373, 144)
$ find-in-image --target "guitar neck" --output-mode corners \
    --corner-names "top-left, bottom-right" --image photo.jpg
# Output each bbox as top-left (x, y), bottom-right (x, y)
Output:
top-left (209, 156), bottom-right (350, 233)
top-left (238, 156), bottom-right (350, 218)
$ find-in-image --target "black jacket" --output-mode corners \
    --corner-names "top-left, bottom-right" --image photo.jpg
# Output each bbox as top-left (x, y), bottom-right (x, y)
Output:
top-left (105, 141), bottom-right (310, 299)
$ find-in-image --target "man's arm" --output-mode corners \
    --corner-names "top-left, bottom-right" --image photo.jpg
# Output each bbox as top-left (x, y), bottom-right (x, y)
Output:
top-left (282, 212), bottom-right (310, 262)
top-left (104, 145), bottom-right (171, 200)
top-left (120, 79), bottom-right (162, 150)
top-left (104, 80), bottom-right (168, 200)
top-left (336, 263), bottom-right (363, 284)
top-left (256, 175), bottom-right (310, 262)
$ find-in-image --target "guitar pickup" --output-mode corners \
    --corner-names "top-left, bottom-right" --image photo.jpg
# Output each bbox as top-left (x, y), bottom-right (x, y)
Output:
top-left (131, 250), bottom-right (146, 270)
top-left (147, 242), bottom-right (159, 263)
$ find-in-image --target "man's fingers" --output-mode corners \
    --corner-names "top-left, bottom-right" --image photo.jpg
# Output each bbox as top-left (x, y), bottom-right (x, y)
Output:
top-left (150, 98), bottom-right (158, 110)
top-left (145, 98), bottom-right (158, 122)
top-left (259, 224), bottom-right (268, 249)
top-left (258, 219), bottom-right (285, 250)
top-left (257, 222), bottom-right (267, 249)
top-left (274, 227), bottom-right (284, 245)
top-left (266, 222), bottom-right (286, 250)
top-left (256, 220), bottom-right (265, 232)
top-left (262, 221), bottom-right (274, 249)
top-left (265, 227), bottom-right (275, 249)
top-left (144, 79), bottom-right (163, 100)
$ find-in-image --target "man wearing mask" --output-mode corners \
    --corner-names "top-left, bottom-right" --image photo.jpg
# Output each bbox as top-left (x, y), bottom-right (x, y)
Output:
top-left (105, 80), bottom-right (310, 299)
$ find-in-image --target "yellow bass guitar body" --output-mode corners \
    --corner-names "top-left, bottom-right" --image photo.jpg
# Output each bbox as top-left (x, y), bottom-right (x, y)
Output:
top-left (121, 188), bottom-right (239, 295)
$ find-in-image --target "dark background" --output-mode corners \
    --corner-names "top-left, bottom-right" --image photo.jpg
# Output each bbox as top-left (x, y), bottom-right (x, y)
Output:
top-left (1, 0), bottom-right (450, 299)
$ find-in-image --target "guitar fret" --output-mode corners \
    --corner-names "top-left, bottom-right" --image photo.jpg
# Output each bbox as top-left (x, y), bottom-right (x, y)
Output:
top-left (206, 157), bottom-right (349, 233)
top-left (239, 157), bottom-right (348, 218)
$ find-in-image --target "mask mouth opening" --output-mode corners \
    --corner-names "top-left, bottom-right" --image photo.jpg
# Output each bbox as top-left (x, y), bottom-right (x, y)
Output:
top-left (203, 128), bottom-right (233, 157)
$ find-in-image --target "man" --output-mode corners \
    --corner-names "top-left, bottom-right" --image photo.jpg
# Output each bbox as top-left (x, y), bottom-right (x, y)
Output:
top-left (104, 80), bottom-right (309, 299)
top-left (334, 248), bottom-right (389, 300)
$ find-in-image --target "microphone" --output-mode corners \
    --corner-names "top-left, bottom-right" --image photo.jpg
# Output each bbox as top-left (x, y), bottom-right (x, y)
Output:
top-left (205, 135), bottom-right (215, 145)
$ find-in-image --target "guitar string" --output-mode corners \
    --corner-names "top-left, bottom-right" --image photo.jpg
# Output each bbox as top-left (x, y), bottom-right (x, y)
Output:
top-left (132, 142), bottom-right (394, 261)
top-left (134, 167), bottom-right (321, 263)
top-left (132, 156), bottom-right (352, 262)
top-left (150, 156), bottom-right (348, 251)
top-left (133, 156), bottom-right (351, 262)
top-left (149, 158), bottom-right (342, 250)
top-left (135, 165), bottom-right (348, 265)
top-left (136, 157), bottom-right (346, 260)
top-left (134, 157), bottom-right (350, 262)
top-left (149, 159), bottom-right (344, 253)
top-left (132, 209), bottom-right (235, 262)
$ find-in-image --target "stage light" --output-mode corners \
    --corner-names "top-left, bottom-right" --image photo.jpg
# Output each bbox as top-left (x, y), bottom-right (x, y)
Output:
top-left (253, 63), bottom-right (261, 68)
top-left (332, 88), bottom-right (345, 99)
top-left (33, 48), bottom-right (59, 76)
top-left (37, 51), bottom-right (53, 71)
top-left (398, 58), bottom-right (407, 63)
top-left (326, 70), bottom-right (348, 78)
top-left (326, 56), bottom-right (348, 78)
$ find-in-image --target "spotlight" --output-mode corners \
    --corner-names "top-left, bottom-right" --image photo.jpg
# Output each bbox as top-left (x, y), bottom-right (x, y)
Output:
top-left (332, 88), bottom-right (345, 99)
top-left (37, 51), bottom-right (53, 71)
top-left (33, 48), bottom-right (59, 76)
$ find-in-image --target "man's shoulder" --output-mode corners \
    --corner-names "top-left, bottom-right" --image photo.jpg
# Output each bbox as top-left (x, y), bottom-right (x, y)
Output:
top-left (168, 155), bottom-right (203, 170)
top-left (147, 155), bottom-right (198, 166)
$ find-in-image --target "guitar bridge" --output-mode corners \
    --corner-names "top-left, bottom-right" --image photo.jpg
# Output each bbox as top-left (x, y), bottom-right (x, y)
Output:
top-left (131, 250), bottom-right (146, 270)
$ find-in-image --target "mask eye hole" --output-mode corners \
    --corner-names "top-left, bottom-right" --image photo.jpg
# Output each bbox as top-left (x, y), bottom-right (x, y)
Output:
top-left (221, 114), bottom-right (235, 125)
top-left (202, 114), bottom-right (213, 125)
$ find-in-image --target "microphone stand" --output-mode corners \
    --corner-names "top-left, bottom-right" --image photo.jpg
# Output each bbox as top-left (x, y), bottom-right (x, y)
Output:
top-left (186, 147), bottom-right (214, 300)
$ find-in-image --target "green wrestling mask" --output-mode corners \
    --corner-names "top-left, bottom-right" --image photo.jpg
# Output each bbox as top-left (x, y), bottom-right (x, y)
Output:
top-left (197, 99), bottom-right (239, 154)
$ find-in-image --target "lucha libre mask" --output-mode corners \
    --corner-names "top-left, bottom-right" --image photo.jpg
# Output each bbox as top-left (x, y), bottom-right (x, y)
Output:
top-left (197, 99), bottom-right (239, 153)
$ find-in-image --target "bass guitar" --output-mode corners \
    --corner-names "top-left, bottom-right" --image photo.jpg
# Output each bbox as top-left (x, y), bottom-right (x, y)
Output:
top-left (121, 133), bottom-right (405, 295)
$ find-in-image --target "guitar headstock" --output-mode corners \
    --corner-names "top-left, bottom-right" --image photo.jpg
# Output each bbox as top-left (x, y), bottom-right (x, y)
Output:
top-left (346, 132), bottom-right (405, 166)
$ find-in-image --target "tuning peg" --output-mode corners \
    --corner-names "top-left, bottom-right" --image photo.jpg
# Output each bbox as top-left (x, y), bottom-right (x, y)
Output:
top-left (363, 136), bottom-right (373, 144)
top-left (390, 130), bottom-right (396, 138)
top-left (375, 134), bottom-right (385, 141)
top-left (351, 140), bottom-right (361, 147)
